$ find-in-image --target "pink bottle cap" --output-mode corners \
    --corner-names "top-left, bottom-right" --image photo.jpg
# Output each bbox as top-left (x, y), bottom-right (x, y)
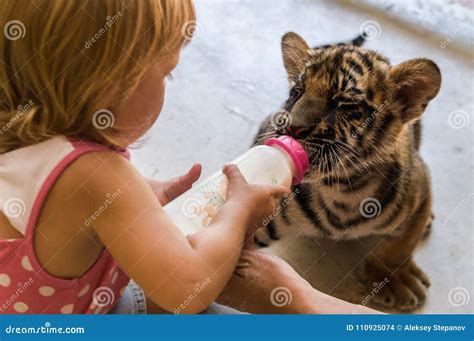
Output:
top-left (265, 135), bottom-right (309, 185)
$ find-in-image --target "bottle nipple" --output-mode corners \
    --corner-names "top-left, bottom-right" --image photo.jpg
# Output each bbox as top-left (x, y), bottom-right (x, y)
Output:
top-left (265, 135), bottom-right (309, 185)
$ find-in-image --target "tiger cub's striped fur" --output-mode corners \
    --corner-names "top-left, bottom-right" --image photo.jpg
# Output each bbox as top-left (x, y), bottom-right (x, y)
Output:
top-left (254, 32), bottom-right (441, 311)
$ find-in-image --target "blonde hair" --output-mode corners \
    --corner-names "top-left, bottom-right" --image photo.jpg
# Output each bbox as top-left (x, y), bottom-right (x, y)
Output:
top-left (0, 0), bottom-right (195, 153)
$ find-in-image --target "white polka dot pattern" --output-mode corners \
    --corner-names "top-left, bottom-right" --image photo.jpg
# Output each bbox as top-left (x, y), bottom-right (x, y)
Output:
top-left (110, 271), bottom-right (118, 285)
top-left (60, 304), bottom-right (74, 314)
top-left (39, 286), bottom-right (55, 297)
top-left (78, 284), bottom-right (90, 297)
top-left (0, 274), bottom-right (11, 287)
top-left (21, 256), bottom-right (33, 271)
top-left (13, 302), bottom-right (29, 313)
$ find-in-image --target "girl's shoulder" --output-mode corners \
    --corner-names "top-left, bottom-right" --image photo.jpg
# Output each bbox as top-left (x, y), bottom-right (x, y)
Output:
top-left (34, 135), bottom-right (141, 232)
top-left (36, 135), bottom-right (156, 279)
top-left (32, 137), bottom-right (138, 277)
top-left (0, 134), bottom-right (140, 267)
top-left (0, 135), bottom-right (134, 235)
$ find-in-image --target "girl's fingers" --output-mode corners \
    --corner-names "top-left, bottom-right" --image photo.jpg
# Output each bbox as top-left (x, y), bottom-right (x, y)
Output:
top-left (163, 164), bottom-right (202, 202)
top-left (261, 185), bottom-right (291, 199)
top-left (176, 163), bottom-right (201, 189)
top-left (243, 234), bottom-right (255, 250)
top-left (186, 163), bottom-right (202, 184)
top-left (222, 164), bottom-right (247, 185)
top-left (239, 249), bottom-right (260, 264)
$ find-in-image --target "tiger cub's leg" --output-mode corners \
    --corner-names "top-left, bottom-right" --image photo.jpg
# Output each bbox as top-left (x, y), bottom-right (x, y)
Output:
top-left (364, 195), bottom-right (432, 311)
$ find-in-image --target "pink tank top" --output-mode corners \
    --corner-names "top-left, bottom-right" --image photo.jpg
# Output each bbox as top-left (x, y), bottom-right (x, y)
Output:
top-left (0, 136), bottom-right (130, 314)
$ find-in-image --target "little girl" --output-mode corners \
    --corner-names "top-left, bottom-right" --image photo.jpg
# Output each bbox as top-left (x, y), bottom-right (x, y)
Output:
top-left (0, 0), bottom-right (289, 314)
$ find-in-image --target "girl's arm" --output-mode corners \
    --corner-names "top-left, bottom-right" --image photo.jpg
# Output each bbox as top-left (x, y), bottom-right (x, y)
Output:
top-left (83, 152), bottom-right (288, 313)
top-left (218, 250), bottom-right (383, 314)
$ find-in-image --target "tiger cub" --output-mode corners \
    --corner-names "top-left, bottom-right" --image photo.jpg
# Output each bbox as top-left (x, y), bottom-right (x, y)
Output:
top-left (254, 32), bottom-right (441, 311)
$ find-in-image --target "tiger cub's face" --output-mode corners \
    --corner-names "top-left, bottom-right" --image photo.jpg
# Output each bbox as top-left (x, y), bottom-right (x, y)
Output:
top-left (275, 32), bottom-right (441, 179)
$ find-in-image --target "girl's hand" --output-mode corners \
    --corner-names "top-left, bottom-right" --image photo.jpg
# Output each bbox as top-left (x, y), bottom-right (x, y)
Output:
top-left (218, 250), bottom-right (384, 314)
top-left (217, 249), bottom-right (311, 313)
top-left (222, 164), bottom-right (290, 244)
top-left (147, 164), bottom-right (202, 205)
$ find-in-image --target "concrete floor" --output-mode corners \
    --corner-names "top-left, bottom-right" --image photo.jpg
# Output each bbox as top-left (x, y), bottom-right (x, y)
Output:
top-left (131, 0), bottom-right (474, 314)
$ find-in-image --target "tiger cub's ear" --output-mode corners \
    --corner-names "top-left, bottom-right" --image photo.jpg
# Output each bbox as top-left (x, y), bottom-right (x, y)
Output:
top-left (281, 32), bottom-right (311, 82)
top-left (389, 58), bottom-right (441, 123)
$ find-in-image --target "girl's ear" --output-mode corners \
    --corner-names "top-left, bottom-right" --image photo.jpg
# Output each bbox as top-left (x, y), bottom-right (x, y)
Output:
top-left (281, 32), bottom-right (310, 82)
top-left (389, 58), bottom-right (441, 123)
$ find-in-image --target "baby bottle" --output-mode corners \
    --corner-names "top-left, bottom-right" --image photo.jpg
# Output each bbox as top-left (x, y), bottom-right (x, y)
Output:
top-left (163, 135), bottom-right (309, 235)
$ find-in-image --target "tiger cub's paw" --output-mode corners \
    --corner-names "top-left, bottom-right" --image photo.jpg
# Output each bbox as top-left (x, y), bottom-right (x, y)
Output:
top-left (364, 257), bottom-right (430, 311)
top-left (422, 212), bottom-right (435, 240)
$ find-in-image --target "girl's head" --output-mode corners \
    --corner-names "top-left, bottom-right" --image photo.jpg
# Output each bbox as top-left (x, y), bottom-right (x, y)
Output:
top-left (0, 0), bottom-right (195, 152)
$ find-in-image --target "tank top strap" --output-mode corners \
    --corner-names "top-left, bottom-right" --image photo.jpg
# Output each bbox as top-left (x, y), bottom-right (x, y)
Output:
top-left (0, 136), bottom-right (130, 237)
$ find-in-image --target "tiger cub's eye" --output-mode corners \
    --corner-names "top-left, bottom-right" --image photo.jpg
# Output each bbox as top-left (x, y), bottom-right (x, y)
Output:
top-left (338, 102), bottom-right (359, 112)
top-left (348, 112), bottom-right (363, 120)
